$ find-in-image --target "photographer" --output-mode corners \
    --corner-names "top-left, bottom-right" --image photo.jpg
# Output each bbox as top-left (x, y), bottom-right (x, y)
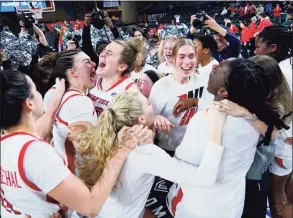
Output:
top-left (186, 14), bottom-right (241, 62)
top-left (82, 8), bottom-right (119, 66)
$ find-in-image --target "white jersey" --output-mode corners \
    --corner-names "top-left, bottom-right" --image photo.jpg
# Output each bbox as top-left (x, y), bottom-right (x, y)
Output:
top-left (270, 57), bottom-right (293, 176)
top-left (94, 140), bottom-right (224, 218)
top-left (88, 76), bottom-right (135, 116)
top-left (1, 132), bottom-right (70, 217)
top-left (45, 88), bottom-right (97, 174)
top-left (157, 61), bottom-right (174, 77)
top-left (149, 74), bottom-right (214, 151)
top-left (170, 112), bottom-right (260, 218)
top-left (131, 64), bottom-right (157, 84)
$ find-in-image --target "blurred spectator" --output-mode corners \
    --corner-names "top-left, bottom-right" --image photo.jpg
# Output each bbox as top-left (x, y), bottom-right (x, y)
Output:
top-left (248, 16), bottom-right (257, 57)
top-left (273, 4), bottom-right (282, 24)
top-left (239, 21), bottom-right (250, 58)
top-left (256, 4), bottom-right (264, 16)
top-left (249, 16), bottom-right (257, 40)
top-left (81, 10), bottom-right (119, 66)
top-left (254, 13), bottom-right (273, 37)
top-left (250, 3), bottom-right (257, 16)
top-left (221, 7), bottom-right (228, 16)
top-left (265, 2), bottom-right (272, 14)
top-left (226, 20), bottom-right (239, 35)
top-left (198, 15), bottom-right (241, 61)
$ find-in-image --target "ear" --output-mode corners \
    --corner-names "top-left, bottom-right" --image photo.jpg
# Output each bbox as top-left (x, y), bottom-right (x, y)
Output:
top-left (118, 63), bottom-right (128, 72)
top-left (23, 98), bottom-right (35, 112)
top-left (217, 87), bottom-right (228, 98)
top-left (269, 44), bottom-right (277, 54)
top-left (67, 68), bottom-right (78, 79)
top-left (137, 115), bottom-right (147, 125)
top-left (203, 48), bottom-right (210, 55)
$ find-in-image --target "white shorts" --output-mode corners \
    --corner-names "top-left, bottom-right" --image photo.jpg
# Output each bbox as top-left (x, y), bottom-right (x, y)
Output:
top-left (270, 137), bottom-right (292, 176)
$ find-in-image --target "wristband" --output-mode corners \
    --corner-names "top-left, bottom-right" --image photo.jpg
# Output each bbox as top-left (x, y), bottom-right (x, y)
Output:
top-left (245, 114), bottom-right (258, 122)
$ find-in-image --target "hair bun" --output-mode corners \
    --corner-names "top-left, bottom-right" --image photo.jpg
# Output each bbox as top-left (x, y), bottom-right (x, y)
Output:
top-left (39, 52), bottom-right (58, 69)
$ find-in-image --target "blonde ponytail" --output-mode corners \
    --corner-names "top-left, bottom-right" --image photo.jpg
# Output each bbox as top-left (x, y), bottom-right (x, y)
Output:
top-left (73, 92), bottom-right (144, 188)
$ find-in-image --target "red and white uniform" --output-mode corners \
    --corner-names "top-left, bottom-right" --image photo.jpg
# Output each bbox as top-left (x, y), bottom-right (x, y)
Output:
top-left (270, 57), bottom-right (293, 176)
top-left (1, 132), bottom-right (70, 217)
top-left (44, 88), bottom-right (97, 174)
top-left (149, 74), bottom-right (214, 152)
top-left (88, 76), bottom-right (135, 116)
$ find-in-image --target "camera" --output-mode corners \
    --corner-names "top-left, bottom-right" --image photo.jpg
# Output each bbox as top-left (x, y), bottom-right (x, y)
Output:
top-left (91, 7), bottom-right (106, 29)
top-left (192, 11), bottom-right (208, 29)
top-left (19, 12), bottom-right (35, 29)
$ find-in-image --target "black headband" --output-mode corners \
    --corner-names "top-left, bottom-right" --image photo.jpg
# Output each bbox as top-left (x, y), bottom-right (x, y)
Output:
top-left (144, 70), bottom-right (159, 84)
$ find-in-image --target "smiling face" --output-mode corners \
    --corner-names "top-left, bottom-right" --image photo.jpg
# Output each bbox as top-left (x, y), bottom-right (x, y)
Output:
top-left (96, 42), bottom-right (126, 78)
top-left (72, 52), bottom-right (96, 89)
top-left (174, 44), bottom-right (196, 79)
top-left (164, 40), bottom-right (177, 64)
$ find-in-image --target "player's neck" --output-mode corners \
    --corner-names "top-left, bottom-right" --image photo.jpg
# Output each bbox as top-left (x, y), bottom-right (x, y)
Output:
top-left (101, 74), bottom-right (123, 90)
top-left (200, 56), bottom-right (213, 67)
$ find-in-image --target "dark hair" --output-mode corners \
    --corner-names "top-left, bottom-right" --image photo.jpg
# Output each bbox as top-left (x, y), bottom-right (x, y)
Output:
top-left (39, 49), bottom-right (80, 92)
top-left (144, 70), bottom-right (160, 84)
top-left (195, 35), bottom-right (218, 53)
top-left (0, 70), bottom-right (31, 129)
top-left (249, 55), bottom-right (292, 125)
top-left (95, 40), bottom-right (109, 55)
top-left (257, 25), bottom-right (293, 63)
top-left (224, 58), bottom-right (289, 145)
top-left (114, 40), bottom-right (139, 76)
top-left (130, 27), bottom-right (148, 39)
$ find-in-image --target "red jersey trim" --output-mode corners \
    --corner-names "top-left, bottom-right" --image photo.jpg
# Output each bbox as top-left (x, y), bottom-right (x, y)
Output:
top-left (55, 93), bottom-right (84, 127)
top-left (18, 140), bottom-right (42, 192)
top-left (97, 76), bottom-right (130, 92)
top-left (125, 82), bottom-right (136, 91)
top-left (1, 132), bottom-right (39, 141)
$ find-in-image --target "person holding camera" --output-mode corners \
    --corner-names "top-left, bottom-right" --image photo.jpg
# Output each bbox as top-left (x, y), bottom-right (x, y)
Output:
top-left (82, 8), bottom-right (119, 67)
top-left (186, 14), bottom-right (241, 62)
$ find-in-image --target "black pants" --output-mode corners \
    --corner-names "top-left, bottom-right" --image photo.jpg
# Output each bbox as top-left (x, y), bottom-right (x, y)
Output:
top-left (242, 171), bottom-right (269, 218)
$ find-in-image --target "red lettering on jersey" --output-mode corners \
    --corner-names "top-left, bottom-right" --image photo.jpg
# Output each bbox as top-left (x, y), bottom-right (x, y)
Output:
top-left (1, 167), bottom-right (21, 188)
top-left (88, 93), bottom-right (109, 106)
top-left (178, 94), bottom-right (188, 100)
top-left (179, 107), bottom-right (197, 126)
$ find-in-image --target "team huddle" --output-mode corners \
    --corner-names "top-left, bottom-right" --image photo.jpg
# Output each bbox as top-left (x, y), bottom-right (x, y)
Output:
top-left (1, 17), bottom-right (293, 218)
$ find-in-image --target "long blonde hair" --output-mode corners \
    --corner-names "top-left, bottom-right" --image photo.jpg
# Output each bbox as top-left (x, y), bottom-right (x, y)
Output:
top-left (73, 92), bottom-right (144, 187)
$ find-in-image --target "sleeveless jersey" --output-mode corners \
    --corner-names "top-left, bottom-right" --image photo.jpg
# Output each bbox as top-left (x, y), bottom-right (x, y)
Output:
top-left (52, 89), bottom-right (97, 174)
top-left (1, 132), bottom-right (62, 217)
top-left (88, 76), bottom-right (135, 116)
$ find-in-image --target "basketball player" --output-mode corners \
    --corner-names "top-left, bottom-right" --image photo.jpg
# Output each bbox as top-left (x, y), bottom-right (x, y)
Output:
top-left (157, 36), bottom-right (179, 77)
top-left (166, 58), bottom-right (289, 218)
top-left (0, 69), bottom-right (151, 217)
top-left (71, 91), bottom-right (226, 218)
top-left (88, 40), bottom-right (138, 116)
top-left (43, 50), bottom-right (98, 174)
top-left (149, 39), bottom-right (214, 155)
